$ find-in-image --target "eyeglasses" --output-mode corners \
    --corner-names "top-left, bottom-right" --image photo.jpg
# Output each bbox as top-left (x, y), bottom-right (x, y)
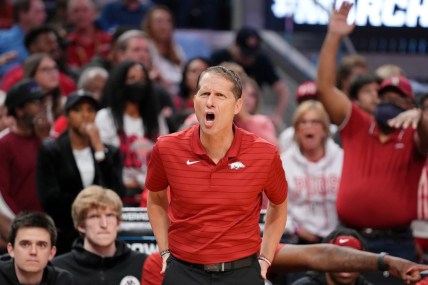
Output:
top-left (37, 66), bottom-right (58, 73)
top-left (297, 119), bottom-right (322, 126)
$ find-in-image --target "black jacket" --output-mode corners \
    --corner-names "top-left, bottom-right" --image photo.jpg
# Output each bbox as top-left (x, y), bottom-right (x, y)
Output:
top-left (0, 256), bottom-right (73, 285)
top-left (52, 238), bottom-right (147, 285)
top-left (36, 132), bottom-right (125, 254)
top-left (291, 271), bottom-right (373, 285)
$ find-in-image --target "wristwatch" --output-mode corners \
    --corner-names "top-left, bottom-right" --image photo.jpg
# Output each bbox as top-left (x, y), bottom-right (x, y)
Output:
top-left (94, 150), bottom-right (105, 162)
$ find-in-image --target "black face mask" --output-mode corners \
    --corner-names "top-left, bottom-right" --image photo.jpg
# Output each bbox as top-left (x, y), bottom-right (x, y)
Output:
top-left (124, 82), bottom-right (148, 103)
top-left (373, 102), bottom-right (405, 130)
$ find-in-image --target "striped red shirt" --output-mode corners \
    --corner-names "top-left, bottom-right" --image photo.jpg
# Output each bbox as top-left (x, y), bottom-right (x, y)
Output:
top-left (146, 125), bottom-right (287, 264)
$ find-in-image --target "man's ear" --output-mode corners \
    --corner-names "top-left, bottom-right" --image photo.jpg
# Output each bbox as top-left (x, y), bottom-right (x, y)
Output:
top-left (48, 246), bottom-right (57, 260)
top-left (7, 243), bottom-right (14, 258)
top-left (77, 225), bottom-right (86, 235)
top-left (234, 97), bottom-right (243, 115)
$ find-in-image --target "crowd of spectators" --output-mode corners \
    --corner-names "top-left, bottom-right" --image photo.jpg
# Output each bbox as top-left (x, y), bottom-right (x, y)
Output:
top-left (0, 1), bottom-right (428, 285)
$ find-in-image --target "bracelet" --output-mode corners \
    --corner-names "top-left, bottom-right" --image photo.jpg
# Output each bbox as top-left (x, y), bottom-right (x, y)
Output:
top-left (258, 255), bottom-right (272, 267)
top-left (160, 249), bottom-right (170, 258)
top-left (377, 252), bottom-right (389, 271)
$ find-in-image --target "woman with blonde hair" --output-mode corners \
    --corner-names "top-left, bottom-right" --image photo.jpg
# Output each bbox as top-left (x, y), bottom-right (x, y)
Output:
top-left (281, 100), bottom-right (343, 244)
top-left (142, 5), bottom-right (185, 96)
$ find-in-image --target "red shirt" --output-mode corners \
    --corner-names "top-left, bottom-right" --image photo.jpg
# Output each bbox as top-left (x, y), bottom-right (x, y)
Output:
top-left (0, 131), bottom-right (43, 213)
top-left (66, 29), bottom-right (111, 69)
top-left (337, 104), bottom-right (425, 229)
top-left (146, 125), bottom-right (287, 264)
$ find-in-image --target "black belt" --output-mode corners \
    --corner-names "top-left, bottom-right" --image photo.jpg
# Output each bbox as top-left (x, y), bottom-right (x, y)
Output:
top-left (174, 253), bottom-right (257, 272)
top-left (357, 226), bottom-right (411, 239)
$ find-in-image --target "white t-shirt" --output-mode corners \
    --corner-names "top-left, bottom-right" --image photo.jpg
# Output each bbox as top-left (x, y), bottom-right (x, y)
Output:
top-left (73, 147), bottom-right (95, 188)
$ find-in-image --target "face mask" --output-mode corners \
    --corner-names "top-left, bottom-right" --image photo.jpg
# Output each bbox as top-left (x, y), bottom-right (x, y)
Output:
top-left (124, 82), bottom-right (148, 103)
top-left (373, 102), bottom-right (405, 130)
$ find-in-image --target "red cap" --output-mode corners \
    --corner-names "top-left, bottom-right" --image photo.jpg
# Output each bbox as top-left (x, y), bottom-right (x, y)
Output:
top-left (330, 235), bottom-right (363, 250)
top-left (378, 75), bottom-right (413, 99)
top-left (296, 81), bottom-right (317, 103)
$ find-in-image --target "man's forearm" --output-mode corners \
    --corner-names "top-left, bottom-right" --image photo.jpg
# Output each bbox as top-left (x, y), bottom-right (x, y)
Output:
top-left (260, 199), bottom-right (287, 262)
top-left (147, 190), bottom-right (170, 252)
top-left (272, 244), bottom-right (378, 272)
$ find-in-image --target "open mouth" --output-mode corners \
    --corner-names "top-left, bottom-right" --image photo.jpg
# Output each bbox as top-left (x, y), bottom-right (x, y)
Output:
top-left (206, 113), bottom-right (215, 122)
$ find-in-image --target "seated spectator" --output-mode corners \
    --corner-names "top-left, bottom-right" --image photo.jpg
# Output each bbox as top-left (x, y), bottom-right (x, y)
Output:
top-left (281, 100), bottom-right (342, 244)
top-left (0, 212), bottom-right (73, 285)
top-left (53, 185), bottom-right (147, 284)
top-left (0, 0), bottom-right (46, 77)
top-left (66, 0), bottom-right (111, 72)
top-left (336, 54), bottom-right (369, 96)
top-left (142, 5), bottom-right (186, 96)
top-left (290, 228), bottom-right (373, 285)
top-left (96, 61), bottom-right (168, 206)
top-left (1, 25), bottom-right (76, 96)
top-left (235, 75), bottom-right (278, 146)
top-left (0, 79), bottom-right (50, 217)
top-left (173, 56), bottom-right (209, 130)
top-left (23, 53), bottom-right (65, 122)
top-left (77, 66), bottom-right (109, 102)
top-left (51, 67), bottom-right (109, 137)
top-left (210, 26), bottom-right (290, 129)
top-left (98, 0), bottom-right (153, 31)
top-left (37, 90), bottom-right (124, 254)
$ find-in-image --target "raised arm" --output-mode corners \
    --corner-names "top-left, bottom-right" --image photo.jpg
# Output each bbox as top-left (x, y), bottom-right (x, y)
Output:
top-left (147, 188), bottom-right (170, 273)
top-left (317, 2), bottom-right (354, 125)
top-left (272, 244), bottom-right (428, 283)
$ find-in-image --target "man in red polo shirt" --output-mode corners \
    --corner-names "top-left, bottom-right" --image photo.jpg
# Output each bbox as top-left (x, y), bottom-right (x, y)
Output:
top-left (146, 66), bottom-right (288, 284)
top-left (317, 2), bottom-right (428, 262)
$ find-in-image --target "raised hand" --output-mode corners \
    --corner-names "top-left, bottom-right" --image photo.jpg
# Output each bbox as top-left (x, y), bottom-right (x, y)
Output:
top-left (328, 1), bottom-right (356, 37)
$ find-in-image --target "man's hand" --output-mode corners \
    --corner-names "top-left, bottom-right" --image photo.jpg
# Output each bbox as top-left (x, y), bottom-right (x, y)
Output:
top-left (328, 1), bottom-right (355, 36)
top-left (388, 108), bottom-right (422, 129)
top-left (386, 255), bottom-right (428, 283)
top-left (84, 123), bottom-right (104, 151)
top-left (259, 259), bottom-right (269, 280)
top-left (160, 252), bottom-right (170, 274)
top-left (0, 51), bottom-right (17, 67)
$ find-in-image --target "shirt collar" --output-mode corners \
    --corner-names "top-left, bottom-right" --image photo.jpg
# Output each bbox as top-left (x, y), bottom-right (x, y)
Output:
top-left (190, 124), bottom-right (242, 160)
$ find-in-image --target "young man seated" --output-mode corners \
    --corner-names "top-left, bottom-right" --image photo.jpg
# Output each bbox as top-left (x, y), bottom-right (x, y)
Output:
top-left (52, 185), bottom-right (148, 284)
top-left (0, 212), bottom-right (73, 285)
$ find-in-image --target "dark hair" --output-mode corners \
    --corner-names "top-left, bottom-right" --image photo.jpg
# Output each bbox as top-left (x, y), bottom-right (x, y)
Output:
top-left (24, 25), bottom-right (62, 50)
top-left (349, 73), bottom-right (381, 100)
top-left (336, 55), bottom-right (368, 91)
top-left (100, 60), bottom-right (160, 139)
top-left (13, 0), bottom-right (32, 22)
top-left (9, 212), bottom-right (57, 247)
top-left (179, 57), bottom-right (210, 99)
top-left (197, 66), bottom-right (242, 100)
top-left (322, 227), bottom-right (368, 251)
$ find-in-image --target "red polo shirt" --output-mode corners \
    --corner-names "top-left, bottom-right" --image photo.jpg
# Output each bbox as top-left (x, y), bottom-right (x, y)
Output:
top-left (337, 104), bottom-right (425, 229)
top-left (66, 29), bottom-right (111, 69)
top-left (146, 125), bottom-right (287, 264)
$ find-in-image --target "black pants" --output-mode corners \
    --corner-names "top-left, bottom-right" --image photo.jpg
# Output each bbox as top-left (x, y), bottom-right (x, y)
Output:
top-left (162, 255), bottom-right (265, 285)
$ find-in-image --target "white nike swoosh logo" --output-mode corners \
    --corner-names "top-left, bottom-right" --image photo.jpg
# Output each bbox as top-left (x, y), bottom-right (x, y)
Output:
top-left (186, 160), bottom-right (200, 165)
top-left (338, 238), bottom-right (349, 244)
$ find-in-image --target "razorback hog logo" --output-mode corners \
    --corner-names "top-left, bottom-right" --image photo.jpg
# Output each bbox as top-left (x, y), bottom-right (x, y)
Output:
top-left (229, 161), bottom-right (245, 170)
